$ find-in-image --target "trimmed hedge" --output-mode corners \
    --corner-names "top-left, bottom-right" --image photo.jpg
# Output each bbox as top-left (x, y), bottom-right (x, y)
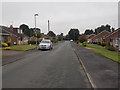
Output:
top-left (28, 40), bottom-right (41, 44)
top-left (106, 42), bottom-right (115, 51)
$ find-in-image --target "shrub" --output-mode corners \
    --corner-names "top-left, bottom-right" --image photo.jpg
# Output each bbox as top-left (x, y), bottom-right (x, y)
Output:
top-left (4, 47), bottom-right (12, 50)
top-left (101, 42), bottom-right (106, 47)
top-left (28, 40), bottom-right (41, 44)
top-left (82, 42), bottom-right (87, 47)
top-left (7, 41), bottom-right (12, 46)
top-left (2, 42), bottom-right (8, 47)
top-left (106, 45), bottom-right (115, 51)
top-left (97, 42), bottom-right (101, 45)
top-left (106, 42), bottom-right (115, 51)
top-left (52, 40), bottom-right (58, 43)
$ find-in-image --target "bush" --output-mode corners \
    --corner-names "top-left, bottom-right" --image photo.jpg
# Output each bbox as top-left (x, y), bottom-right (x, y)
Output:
top-left (97, 42), bottom-right (101, 45)
top-left (106, 45), bottom-right (115, 51)
top-left (106, 42), bottom-right (115, 51)
top-left (4, 47), bottom-right (12, 50)
top-left (52, 40), bottom-right (58, 43)
top-left (7, 41), bottom-right (12, 46)
top-left (28, 40), bottom-right (41, 44)
top-left (101, 42), bottom-right (106, 47)
top-left (2, 42), bottom-right (8, 47)
top-left (79, 38), bottom-right (87, 43)
top-left (82, 42), bottom-right (87, 47)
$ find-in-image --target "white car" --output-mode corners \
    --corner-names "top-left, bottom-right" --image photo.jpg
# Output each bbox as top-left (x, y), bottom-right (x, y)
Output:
top-left (70, 39), bottom-right (73, 42)
top-left (38, 39), bottom-right (53, 50)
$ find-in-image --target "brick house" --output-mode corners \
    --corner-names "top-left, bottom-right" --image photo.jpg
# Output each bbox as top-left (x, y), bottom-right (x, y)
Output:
top-left (91, 30), bottom-right (110, 43)
top-left (0, 25), bottom-right (28, 45)
top-left (0, 26), bottom-right (18, 45)
top-left (103, 28), bottom-right (120, 51)
top-left (86, 34), bottom-right (96, 43)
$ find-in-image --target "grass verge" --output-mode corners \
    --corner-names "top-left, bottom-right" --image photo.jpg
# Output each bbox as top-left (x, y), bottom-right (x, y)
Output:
top-left (10, 45), bottom-right (37, 51)
top-left (79, 43), bottom-right (120, 63)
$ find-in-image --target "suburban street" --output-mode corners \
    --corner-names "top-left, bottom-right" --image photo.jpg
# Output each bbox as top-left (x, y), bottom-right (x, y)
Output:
top-left (2, 41), bottom-right (92, 88)
top-left (1, 2), bottom-right (119, 89)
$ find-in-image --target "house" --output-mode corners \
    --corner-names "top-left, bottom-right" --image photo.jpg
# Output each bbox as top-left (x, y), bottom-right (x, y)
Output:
top-left (0, 26), bottom-right (18, 45)
top-left (91, 30), bottom-right (110, 43)
top-left (103, 28), bottom-right (120, 51)
top-left (40, 34), bottom-right (53, 41)
top-left (0, 25), bottom-right (29, 45)
top-left (86, 34), bottom-right (96, 43)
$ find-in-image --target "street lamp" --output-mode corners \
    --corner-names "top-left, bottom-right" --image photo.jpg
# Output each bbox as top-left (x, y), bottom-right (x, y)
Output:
top-left (34, 13), bottom-right (38, 45)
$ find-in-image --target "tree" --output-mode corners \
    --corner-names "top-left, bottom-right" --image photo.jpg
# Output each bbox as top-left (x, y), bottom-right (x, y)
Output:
top-left (84, 29), bottom-right (94, 35)
top-left (57, 33), bottom-right (64, 41)
top-left (68, 28), bottom-right (80, 41)
top-left (19, 24), bottom-right (30, 36)
top-left (94, 24), bottom-right (111, 34)
top-left (64, 34), bottom-right (70, 40)
top-left (47, 31), bottom-right (56, 37)
top-left (78, 34), bottom-right (87, 43)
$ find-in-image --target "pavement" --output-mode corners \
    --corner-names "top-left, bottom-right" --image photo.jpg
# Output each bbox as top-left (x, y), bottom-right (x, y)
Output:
top-left (2, 41), bottom-right (91, 88)
top-left (71, 42), bottom-right (119, 88)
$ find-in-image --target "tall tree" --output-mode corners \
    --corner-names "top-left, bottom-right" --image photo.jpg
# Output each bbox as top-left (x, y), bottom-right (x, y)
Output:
top-left (94, 24), bottom-right (111, 34)
top-left (84, 29), bottom-right (94, 35)
top-left (68, 28), bottom-right (80, 41)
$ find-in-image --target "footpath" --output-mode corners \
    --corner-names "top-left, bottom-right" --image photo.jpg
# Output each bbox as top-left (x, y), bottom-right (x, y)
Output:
top-left (71, 42), bottom-right (119, 88)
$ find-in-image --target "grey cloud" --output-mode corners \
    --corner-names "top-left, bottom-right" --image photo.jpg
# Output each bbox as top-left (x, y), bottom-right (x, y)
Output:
top-left (2, 2), bottom-right (118, 35)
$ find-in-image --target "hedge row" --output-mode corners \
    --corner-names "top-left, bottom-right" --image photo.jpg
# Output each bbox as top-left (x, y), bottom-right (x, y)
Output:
top-left (97, 42), bottom-right (115, 51)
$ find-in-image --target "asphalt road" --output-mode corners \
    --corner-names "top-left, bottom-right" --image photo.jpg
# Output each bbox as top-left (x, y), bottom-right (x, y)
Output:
top-left (3, 41), bottom-right (91, 88)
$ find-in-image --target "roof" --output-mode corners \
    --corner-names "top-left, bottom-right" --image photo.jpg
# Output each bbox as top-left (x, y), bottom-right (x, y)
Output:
top-left (0, 25), bottom-right (28, 38)
top-left (0, 26), bottom-right (17, 37)
top-left (103, 28), bottom-right (120, 41)
top-left (91, 30), bottom-right (110, 41)
top-left (103, 28), bottom-right (120, 39)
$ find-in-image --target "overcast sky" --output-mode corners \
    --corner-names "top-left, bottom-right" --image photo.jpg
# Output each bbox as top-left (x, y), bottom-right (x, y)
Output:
top-left (2, 2), bottom-right (118, 35)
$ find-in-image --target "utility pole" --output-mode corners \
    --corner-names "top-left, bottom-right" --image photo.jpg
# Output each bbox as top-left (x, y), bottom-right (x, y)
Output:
top-left (34, 13), bottom-right (38, 45)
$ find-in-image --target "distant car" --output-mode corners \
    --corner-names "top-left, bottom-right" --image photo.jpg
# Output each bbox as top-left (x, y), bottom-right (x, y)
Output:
top-left (38, 39), bottom-right (53, 50)
top-left (70, 40), bottom-right (73, 42)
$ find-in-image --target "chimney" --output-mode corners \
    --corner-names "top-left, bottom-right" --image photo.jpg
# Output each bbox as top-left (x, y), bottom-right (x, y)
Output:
top-left (9, 25), bottom-right (13, 31)
top-left (112, 27), bottom-right (115, 32)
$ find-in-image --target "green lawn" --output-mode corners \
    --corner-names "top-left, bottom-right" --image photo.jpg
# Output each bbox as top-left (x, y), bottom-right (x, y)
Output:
top-left (10, 45), bottom-right (37, 51)
top-left (79, 43), bottom-right (120, 63)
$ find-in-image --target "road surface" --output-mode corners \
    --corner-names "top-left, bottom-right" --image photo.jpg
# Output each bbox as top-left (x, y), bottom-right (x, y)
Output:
top-left (3, 41), bottom-right (91, 88)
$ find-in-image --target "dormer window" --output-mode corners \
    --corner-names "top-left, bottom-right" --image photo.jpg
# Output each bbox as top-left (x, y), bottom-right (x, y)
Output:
top-left (17, 29), bottom-right (20, 33)
top-left (17, 29), bottom-right (22, 34)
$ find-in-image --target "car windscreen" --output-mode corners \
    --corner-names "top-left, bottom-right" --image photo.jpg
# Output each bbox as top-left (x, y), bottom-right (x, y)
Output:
top-left (41, 41), bottom-right (50, 43)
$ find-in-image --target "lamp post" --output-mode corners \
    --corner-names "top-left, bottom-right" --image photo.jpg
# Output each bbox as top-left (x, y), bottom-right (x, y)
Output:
top-left (34, 13), bottom-right (38, 45)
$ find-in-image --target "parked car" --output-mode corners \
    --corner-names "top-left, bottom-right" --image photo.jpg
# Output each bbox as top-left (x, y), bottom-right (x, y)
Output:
top-left (38, 39), bottom-right (53, 50)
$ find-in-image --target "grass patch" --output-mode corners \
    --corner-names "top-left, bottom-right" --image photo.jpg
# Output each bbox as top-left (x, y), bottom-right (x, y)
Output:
top-left (10, 45), bottom-right (37, 51)
top-left (79, 43), bottom-right (120, 63)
